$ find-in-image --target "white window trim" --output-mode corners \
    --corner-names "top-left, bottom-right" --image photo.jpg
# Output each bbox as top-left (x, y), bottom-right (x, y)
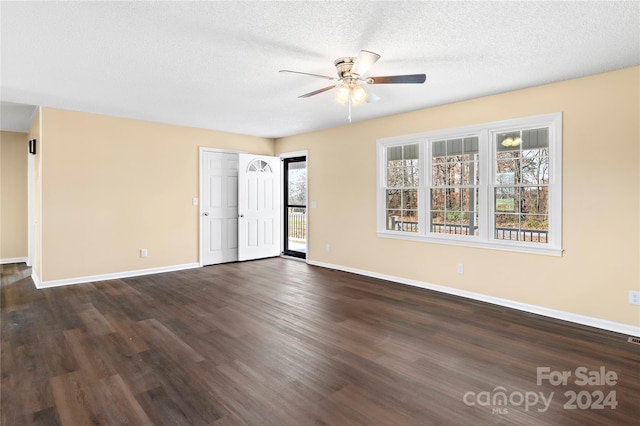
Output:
top-left (377, 113), bottom-right (562, 256)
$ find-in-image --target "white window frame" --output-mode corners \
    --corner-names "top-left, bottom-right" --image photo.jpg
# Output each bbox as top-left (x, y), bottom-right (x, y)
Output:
top-left (376, 112), bottom-right (562, 256)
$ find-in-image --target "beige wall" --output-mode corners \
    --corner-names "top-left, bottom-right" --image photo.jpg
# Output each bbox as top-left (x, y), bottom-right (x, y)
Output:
top-left (276, 67), bottom-right (640, 328)
top-left (0, 130), bottom-right (29, 260)
top-left (39, 108), bottom-right (274, 281)
top-left (33, 68), bottom-right (639, 328)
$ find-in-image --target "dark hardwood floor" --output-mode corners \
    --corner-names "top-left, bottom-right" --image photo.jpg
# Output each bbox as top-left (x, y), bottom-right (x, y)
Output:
top-left (1, 259), bottom-right (638, 425)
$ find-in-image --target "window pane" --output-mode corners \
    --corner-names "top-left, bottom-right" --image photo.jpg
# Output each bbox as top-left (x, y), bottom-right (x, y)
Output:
top-left (287, 161), bottom-right (307, 205)
top-left (397, 210), bottom-right (418, 232)
top-left (494, 213), bottom-right (548, 243)
top-left (468, 211), bottom-right (480, 236)
top-left (495, 214), bottom-right (519, 241)
top-left (521, 187), bottom-right (549, 214)
top-left (495, 213), bottom-right (519, 230)
top-left (497, 150), bottom-right (520, 159)
top-left (386, 190), bottom-right (401, 209)
top-left (521, 215), bottom-right (548, 243)
top-left (461, 188), bottom-right (475, 211)
top-left (448, 162), bottom-right (463, 186)
top-left (387, 168), bottom-right (403, 187)
top-left (522, 128), bottom-right (549, 149)
top-left (497, 132), bottom-right (521, 152)
top-left (522, 150), bottom-right (549, 185)
top-left (446, 188), bottom-right (461, 211)
top-left (495, 187), bottom-right (516, 212)
top-left (461, 212), bottom-right (473, 235)
top-left (432, 159), bottom-right (447, 186)
top-left (446, 138), bottom-right (463, 155)
top-left (403, 189), bottom-right (418, 210)
top-left (386, 210), bottom-right (402, 230)
top-left (405, 166), bottom-right (420, 187)
top-left (431, 212), bottom-right (445, 232)
top-left (464, 137), bottom-right (479, 154)
top-left (387, 146), bottom-right (403, 162)
top-left (521, 214), bottom-right (548, 231)
top-left (496, 159), bottom-right (519, 179)
top-left (403, 144), bottom-right (419, 160)
top-left (431, 188), bottom-right (445, 211)
top-left (460, 161), bottom-right (475, 185)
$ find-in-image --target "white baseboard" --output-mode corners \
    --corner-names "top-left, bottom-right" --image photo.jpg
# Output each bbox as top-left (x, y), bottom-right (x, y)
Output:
top-left (1, 257), bottom-right (28, 265)
top-left (307, 260), bottom-right (640, 338)
top-left (34, 263), bottom-right (200, 289)
top-left (31, 270), bottom-right (41, 288)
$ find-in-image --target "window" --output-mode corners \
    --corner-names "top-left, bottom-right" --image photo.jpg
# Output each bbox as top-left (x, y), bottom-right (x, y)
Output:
top-left (385, 144), bottom-right (419, 232)
top-left (430, 137), bottom-right (479, 236)
top-left (494, 128), bottom-right (549, 243)
top-left (377, 113), bottom-right (562, 255)
top-left (247, 159), bottom-right (272, 173)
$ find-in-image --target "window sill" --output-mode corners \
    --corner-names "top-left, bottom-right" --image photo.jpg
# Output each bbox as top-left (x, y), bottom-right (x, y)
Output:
top-left (377, 231), bottom-right (563, 256)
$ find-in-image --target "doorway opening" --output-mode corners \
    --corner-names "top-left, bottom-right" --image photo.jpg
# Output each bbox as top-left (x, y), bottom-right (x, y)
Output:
top-left (283, 156), bottom-right (307, 259)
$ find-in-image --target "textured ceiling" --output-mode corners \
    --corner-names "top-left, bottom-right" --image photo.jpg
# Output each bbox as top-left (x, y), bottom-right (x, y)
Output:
top-left (1, 1), bottom-right (639, 138)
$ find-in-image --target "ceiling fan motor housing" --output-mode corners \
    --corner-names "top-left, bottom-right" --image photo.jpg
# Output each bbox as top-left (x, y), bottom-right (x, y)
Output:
top-left (334, 57), bottom-right (358, 80)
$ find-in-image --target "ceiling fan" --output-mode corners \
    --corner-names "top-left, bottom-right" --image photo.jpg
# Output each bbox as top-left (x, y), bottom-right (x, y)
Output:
top-left (280, 50), bottom-right (426, 122)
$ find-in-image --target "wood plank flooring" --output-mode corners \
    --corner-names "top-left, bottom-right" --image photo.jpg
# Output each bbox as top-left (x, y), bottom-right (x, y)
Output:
top-left (1, 259), bottom-right (638, 425)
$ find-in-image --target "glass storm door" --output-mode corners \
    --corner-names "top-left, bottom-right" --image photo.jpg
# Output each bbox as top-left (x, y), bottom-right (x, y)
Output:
top-left (283, 156), bottom-right (307, 259)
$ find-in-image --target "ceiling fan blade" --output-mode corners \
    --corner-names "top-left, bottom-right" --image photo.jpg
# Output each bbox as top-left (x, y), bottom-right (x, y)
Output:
top-left (367, 74), bottom-right (426, 84)
top-left (298, 85), bottom-right (339, 98)
top-left (350, 50), bottom-right (381, 77)
top-left (366, 91), bottom-right (380, 103)
top-left (279, 70), bottom-right (338, 81)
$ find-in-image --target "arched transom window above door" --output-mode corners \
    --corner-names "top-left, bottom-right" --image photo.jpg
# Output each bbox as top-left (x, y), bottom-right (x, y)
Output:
top-left (247, 159), bottom-right (273, 173)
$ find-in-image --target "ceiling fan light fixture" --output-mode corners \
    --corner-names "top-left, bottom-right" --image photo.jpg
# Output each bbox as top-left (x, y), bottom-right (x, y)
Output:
top-left (350, 84), bottom-right (368, 105)
top-left (334, 84), bottom-right (351, 104)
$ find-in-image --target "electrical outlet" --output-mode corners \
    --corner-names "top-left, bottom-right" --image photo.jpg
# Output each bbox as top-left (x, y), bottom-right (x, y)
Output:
top-left (140, 248), bottom-right (148, 258)
top-left (457, 263), bottom-right (464, 274)
top-left (326, 244), bottom-right (331, 253)
top-left (629, 291), bottom-right (640, 305)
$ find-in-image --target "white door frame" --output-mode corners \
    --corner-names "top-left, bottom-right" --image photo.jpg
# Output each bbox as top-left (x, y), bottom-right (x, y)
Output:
top-left (278, 150), bottom-right (309, 261)
top-left (198, 147), bottom-right (245, 266)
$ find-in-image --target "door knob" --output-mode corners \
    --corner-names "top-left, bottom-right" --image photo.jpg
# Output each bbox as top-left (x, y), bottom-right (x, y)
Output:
top-left (239, 214), bottom-right (244, 218)
top-left (203, 212), bottom-right (209, 216)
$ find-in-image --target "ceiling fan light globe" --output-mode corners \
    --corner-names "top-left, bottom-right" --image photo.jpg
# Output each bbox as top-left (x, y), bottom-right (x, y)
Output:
top-left (350, 85), bottom-right (368, 105)
top-left (334, 85), bottom-right (351, 105)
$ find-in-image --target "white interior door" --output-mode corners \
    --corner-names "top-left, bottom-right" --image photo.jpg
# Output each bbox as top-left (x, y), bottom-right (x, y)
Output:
top-left (238, 153), bottom-right (281, 261)
top-left (201, 151), bottom-right (239, 265)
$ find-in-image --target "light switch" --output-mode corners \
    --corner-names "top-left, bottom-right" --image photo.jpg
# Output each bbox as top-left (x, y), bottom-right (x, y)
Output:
top-left (311, 201), bottom-right (317, 208)
top-left (192, 197), bottom-right (198, 206)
